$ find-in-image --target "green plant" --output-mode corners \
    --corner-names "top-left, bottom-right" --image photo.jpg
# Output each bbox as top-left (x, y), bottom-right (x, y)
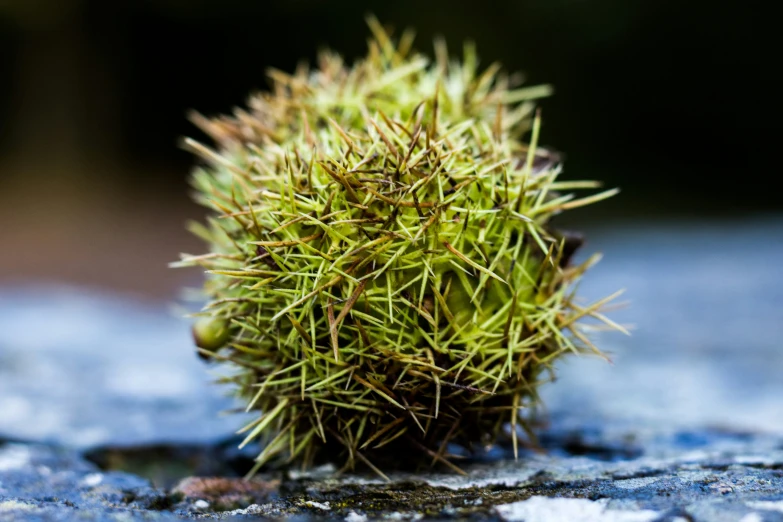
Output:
top-left (175, 18), bottom-right (621, 478)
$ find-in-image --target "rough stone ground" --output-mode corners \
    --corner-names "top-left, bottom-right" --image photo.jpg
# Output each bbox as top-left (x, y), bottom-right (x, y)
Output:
top-left (1, 220), bottom-right (782, 521)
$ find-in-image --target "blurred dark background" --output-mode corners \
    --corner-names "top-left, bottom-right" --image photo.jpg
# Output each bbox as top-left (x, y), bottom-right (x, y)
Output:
top-left (0, 0), bottom-right (778, 299)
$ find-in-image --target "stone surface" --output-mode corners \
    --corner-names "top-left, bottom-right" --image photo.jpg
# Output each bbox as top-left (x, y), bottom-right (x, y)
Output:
top-left (0, 442), bottom-right (180, 521)
top-left (546, 219), bottom-right (783, 435)
top-left (2, 430), bottom-right (783, 520)
top-left (0, 287), bottom-right (248, 449)
top-left (0, 219), bottom-right (782, 520)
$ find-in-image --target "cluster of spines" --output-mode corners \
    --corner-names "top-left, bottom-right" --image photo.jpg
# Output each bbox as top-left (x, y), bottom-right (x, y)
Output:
top-left (175, 19), bottom-right (621, 477)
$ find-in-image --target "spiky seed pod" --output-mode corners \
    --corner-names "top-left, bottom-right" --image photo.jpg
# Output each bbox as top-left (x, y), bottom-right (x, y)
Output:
top-left (176, 19), bottom-right (620, 477)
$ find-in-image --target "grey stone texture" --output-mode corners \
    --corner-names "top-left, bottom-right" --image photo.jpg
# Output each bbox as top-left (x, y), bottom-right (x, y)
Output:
top-left (1, 220), bottom-right (781, 520)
